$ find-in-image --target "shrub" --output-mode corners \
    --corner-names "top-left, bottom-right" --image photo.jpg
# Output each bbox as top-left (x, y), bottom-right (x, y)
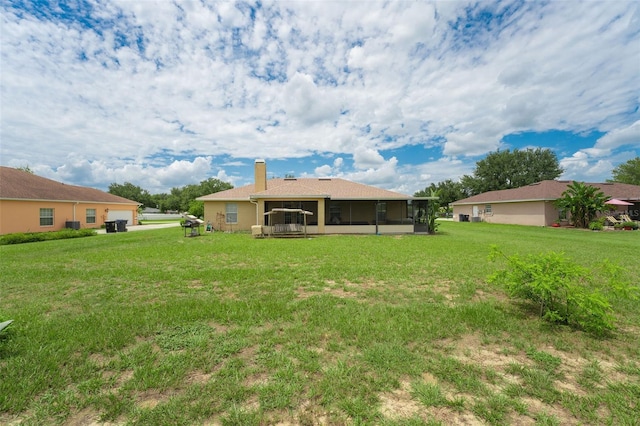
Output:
top-left (588, 221), bottom-right (604, 231)
top-left (488, 246), bottom-right (638, 335)
top-left (0, 229), bottom-right (97, 245)
top-left (622, 221), bottom-right (638, 230)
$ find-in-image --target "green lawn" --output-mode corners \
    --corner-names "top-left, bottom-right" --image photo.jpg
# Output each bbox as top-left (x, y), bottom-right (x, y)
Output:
top-left (1, 222), bottom-right (639, 425)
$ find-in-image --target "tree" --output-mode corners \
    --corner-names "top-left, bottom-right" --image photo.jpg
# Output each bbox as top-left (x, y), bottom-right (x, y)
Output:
top-left (555, 181), bottom-right (608, 228)
top-left (461, 148), bottom-right (563, 195)
top-left (188, 200), bottom-right (204, 218)
top-left (425, 188), bottom-right (440, 234)
top-left (609, 157), bottom-right (640, 185)
top-left (108, 182), bottom-right (153, 207)
top-left (166, 178), bottom-right (233, 213)
top-left (415, 179), bottom-right (466, 216)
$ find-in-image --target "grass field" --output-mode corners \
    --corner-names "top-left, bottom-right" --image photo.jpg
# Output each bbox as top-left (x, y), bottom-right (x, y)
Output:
top-left (1, 222), bottom-right (639, 425)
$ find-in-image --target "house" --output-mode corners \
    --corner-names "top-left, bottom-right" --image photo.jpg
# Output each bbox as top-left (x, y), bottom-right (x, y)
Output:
top-left (197, 160), bottom-right (436, 235)
top-left (0, 167), bottom-right (140, 235)
top-left (450, 180), bottom-right (640, 226)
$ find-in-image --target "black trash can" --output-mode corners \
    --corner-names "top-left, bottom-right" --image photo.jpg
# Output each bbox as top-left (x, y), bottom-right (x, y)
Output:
top-left (115, 219), bottom-right (128, 232)
top-left (104, 220), bottom-right (117, 233)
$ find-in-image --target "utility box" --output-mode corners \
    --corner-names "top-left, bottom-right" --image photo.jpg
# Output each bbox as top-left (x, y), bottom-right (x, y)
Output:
top-left (251, 225), bottom-right (264, 238)
top-left (65, 221), bottom-right (80, 230)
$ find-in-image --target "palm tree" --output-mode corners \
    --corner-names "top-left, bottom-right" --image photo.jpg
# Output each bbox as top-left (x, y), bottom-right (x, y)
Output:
top-left (555, 182), bottom-right (608, 228)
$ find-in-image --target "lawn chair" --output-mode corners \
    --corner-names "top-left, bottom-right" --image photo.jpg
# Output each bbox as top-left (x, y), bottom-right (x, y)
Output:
top-left (620, 214), bottom-right (633, 223)
top-left (606, 216), bottom-right (622, 225)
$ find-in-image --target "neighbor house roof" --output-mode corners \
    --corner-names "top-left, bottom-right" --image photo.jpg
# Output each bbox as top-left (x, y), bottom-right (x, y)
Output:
top-left (0, 166), bottom-right (139, 205)
top-left (197, 177), bottom-right (411, 201)
top-left (451, 180), bottom-right (640, 205)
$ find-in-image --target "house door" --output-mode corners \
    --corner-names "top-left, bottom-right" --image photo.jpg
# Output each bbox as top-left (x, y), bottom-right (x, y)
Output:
top-left (413, 200), bottom-right (429, 233)
top-left (472, 205), bottom-right (479, 219)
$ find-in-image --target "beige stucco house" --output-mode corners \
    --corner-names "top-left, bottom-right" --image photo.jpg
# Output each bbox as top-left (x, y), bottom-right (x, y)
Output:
top-left (0, 167), bottom-right (140, 235)
top-left (197, 160), bottom-right (436, 235)
top-left (450, 180), bottom-right (640, 226)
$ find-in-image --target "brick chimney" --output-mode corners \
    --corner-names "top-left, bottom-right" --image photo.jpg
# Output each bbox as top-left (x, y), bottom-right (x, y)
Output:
top-left (254, 159), bottom-right (267, 192)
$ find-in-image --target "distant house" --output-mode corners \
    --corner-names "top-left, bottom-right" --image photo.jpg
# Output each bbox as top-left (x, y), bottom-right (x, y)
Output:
top-left (450, 180), bottom-right (640, 226)
top-left (197, 160), bottom-right (436, 235)
top-left (0, 167), bottom-right (140, 235)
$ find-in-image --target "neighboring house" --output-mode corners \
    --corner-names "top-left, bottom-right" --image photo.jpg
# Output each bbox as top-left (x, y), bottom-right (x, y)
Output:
top-left (450, 180), bottom-right (640, 226)
top-left (0, 167), bottom-right (140, 235)
top-left (197, 160), bottom-right (436, 235)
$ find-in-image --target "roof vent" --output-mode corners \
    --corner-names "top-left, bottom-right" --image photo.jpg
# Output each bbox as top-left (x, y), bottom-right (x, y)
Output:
top-left (284, 177), bottom-right (297, 181)
top-left (319, 178), bottom-right (332, 181)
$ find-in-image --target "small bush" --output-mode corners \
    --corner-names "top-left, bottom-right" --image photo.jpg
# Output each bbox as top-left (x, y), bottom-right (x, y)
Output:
top-left (588, 221), bottom-right (603, 231)
top-left (488, 246), bottom-right (638, 335)
top-left (0, 228), bottom-right (97, 245)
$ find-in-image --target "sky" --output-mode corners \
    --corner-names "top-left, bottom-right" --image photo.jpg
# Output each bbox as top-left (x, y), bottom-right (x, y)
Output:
top-left (1, 0), bottom-right (639, 196)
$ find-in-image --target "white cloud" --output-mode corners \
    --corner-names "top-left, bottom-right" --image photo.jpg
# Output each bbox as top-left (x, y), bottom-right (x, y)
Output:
top-left (283, 72), bottom-right (342, 126)
top-left (314, 164), bottom-right (333, 176)
top-left (1, 0), bottom-right (638, 192)
top-left (595, 121), bottom-right (640, 151)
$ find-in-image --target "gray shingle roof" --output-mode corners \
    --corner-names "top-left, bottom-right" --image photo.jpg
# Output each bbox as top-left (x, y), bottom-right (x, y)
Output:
top-left (197, 178), bottom-right (411, 201)
top-left (0, 167), bottom-right (139, 204)
top-left (451, 180), bottom-right (640, 205)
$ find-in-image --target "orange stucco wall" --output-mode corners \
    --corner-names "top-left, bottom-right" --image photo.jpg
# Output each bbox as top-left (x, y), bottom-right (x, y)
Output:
top-left (0, 200), bottom-right (138, 235)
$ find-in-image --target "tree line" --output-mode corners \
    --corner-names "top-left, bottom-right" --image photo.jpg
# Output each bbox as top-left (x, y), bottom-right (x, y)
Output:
top-left (108, 178), bottom-right (232, 217)
top-left (415, 150), bottom-right (639, 210)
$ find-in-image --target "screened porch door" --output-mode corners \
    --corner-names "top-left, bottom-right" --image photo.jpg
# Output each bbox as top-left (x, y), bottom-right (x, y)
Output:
top-left (413, 200), bottom-right (430, 233)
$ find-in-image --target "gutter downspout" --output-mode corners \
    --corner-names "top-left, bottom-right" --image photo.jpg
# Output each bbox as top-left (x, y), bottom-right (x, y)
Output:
top-left (250, 199), bottom-right (259, 225)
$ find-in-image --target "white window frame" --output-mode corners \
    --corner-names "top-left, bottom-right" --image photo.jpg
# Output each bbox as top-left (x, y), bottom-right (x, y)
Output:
top-left (86, 208), bottom-right (96, 224)
top-left (40, 208), bottom-right (54, 227)
top-left (225, 203), bottom-right (238, 224)
top-left (485, 204), bottom-right (492, 214)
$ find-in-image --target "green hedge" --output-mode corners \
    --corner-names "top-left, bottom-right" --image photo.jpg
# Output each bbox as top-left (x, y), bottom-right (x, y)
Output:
top-left (0, 228), bottom-right (97, 245)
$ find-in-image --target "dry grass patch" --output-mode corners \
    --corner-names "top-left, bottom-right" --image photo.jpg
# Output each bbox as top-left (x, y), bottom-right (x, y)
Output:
top-left (379, 378), bottom-right (426, 420)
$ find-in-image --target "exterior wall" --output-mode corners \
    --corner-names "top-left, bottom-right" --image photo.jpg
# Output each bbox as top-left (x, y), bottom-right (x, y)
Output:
top-left (379, 224), bottom-right (413, 234)
top-left (203, 200), bottom-right (257, 232)
top-left (325, 224), bottom-right (413, 234)
top-left (481, 201), bottom-right (546, 226)
top-left (0, 200), bottom-right (138, 235)
top-left (453, 201), bottom-right (556, 226)
top-left (451, 205), bottom-right (473, 221)
top-left (325, 225), bottom-right (377, 234)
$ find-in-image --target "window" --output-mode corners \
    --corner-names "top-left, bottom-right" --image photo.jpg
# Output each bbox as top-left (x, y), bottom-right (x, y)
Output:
top-left (225, 203), bottom-right (238, 224)
top-left (485, 204), bottom-right (492, 214)
top-left (86, 208), bottom-right (96, 224)
top-left (40, 208), bottom-right (54, 226)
